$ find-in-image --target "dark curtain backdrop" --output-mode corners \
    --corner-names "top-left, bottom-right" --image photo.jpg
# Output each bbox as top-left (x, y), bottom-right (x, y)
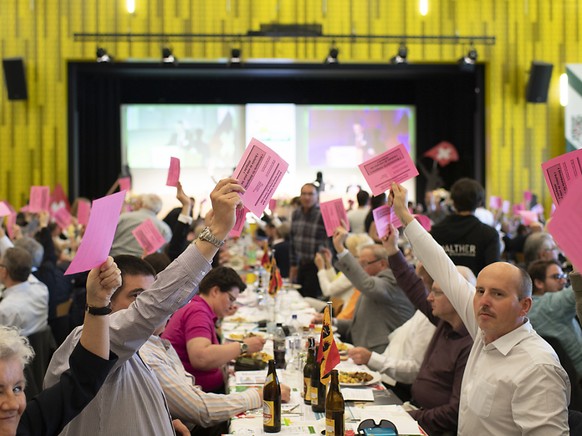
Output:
top-left (68, 62), bottom-right (484, 204)
top-left (69, 64), bottom-right (122, 200)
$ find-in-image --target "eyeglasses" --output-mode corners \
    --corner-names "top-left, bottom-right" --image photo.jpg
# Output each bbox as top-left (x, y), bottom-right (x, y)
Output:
top-left (359, 258), bottom-right (382, 268)
top-left (547, 273), bottom-right (567, 280)
top-left (357, 419), bottom-right (399, 435)
top-left (225, 291), bottom-right (237, 304)
top-left (429, 289), bottom-right (445, 297)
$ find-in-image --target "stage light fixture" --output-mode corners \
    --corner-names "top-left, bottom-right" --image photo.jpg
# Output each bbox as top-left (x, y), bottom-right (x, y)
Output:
top-left (162, 47), bottom-right (177, 64)
top-left (324, 47), bottom-right (339, 64)
top-left (458, 47), bottom-right (478, 71)
top-left (229, 48), bottom-right (242, 65)
top-left (96, 47), bottom-right (113, 63)
top-left (390, 43), bottom-right (408, 64)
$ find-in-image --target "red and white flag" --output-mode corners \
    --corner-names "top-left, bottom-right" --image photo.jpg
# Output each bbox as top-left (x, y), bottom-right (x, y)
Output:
top-left (423, 141), bottom-right (459, 167)
top-left (316, 304), bottom-right (341, 384)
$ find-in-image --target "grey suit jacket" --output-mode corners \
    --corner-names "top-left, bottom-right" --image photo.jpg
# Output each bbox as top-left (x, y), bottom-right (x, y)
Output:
top-left (335, 252), bottom-right (415, 353)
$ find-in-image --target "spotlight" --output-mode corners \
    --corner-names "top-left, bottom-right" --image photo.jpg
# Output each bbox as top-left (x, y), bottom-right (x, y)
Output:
top-left (96, 47), bottom-right (113, 63)
top-left (458, 47), bottom-right (478, 71)
top-left (324, 47), bottom-right (339, 64)
top-left (229, 48), bottom-right (241, 65)
top-left (162, 47), bottom-right (177, 64)
top-left (390, 43), bottom-right (408, 65)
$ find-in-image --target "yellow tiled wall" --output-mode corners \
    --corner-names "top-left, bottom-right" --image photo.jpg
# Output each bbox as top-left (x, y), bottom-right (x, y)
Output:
top-left (0, 0), bottom-right (578, 209)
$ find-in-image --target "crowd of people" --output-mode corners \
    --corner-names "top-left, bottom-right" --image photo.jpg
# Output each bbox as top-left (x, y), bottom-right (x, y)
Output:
top-left (0, 173), bottom-right (580, 435)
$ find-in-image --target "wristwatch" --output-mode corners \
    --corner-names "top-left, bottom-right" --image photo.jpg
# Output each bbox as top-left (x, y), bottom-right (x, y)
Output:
top-left (198, 226), bottom-right (225, 248)
top-left (239, 342), bottom-right (249, 355)
top-left (85, 302), bottom-right (112, 316)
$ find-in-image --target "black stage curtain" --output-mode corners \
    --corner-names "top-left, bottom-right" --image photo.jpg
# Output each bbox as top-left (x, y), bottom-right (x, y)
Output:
top-left (69, 64), bottom-right (122, 201)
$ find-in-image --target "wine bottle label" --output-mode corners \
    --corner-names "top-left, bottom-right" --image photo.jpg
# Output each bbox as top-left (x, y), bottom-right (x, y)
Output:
top-left (304, 377), bottom-right (311, 399)
top-left (263, 400), bottom-right (275, 426)
top-left (326, 413), bottom-right (344, 435)
top-left (265, 373), bottom-right (274, 384)
top-left (325, 418), bottom-right (336, 435)
top-left (311, 389), bottom-right (318, 405)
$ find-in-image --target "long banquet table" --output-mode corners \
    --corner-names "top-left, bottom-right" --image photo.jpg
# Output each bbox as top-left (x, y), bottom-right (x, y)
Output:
top-left (221, 287), bottom-right (426, 435)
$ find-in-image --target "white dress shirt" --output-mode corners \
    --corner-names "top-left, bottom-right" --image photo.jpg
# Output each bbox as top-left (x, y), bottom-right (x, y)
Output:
top-left (367, 310), bottom-right (435, 385)
top-left (0, 277), bottom-right (49, 336)
top-left (404, 219), bottom-right (570, 436)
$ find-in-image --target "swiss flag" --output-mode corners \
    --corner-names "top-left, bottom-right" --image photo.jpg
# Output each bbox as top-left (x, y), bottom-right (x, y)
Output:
top-left (423, 141), bottom-right (459, 167)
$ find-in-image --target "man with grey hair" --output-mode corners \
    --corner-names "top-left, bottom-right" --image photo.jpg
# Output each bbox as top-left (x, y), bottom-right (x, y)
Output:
top-left (15, 234), bottom-right (73, 342)
top-left (523, 231), bottom-right (560, 267)
top-left (0, 246), bottom-right (49, 336)
top-left (313, 225), bottom-right (415, 353)
top-left (110, 193), bottom-right (172, 257)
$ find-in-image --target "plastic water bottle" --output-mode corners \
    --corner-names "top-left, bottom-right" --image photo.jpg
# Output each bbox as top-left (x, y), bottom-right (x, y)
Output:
top-left (287, 314), bottom-right (303, 370)
top-left (289, 314), bottom-right (301, 335)
top-left (273, 323), bottom-right (286, 369)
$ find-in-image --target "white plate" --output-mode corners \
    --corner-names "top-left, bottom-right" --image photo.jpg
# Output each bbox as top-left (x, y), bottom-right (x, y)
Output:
top-left (339, 370), bottom-right (381, 387)
top-left (224, 332), bottom-right (266, 342)
top-left (283, 283), bottom-right (302, 290)
top-left (303, 324), bottom-right (338, 335)
top-left (336, 342), bottom-right (354, 355)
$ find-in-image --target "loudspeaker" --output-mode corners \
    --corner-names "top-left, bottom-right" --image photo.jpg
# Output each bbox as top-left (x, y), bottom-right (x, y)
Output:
top-left (2, 58), bottom-right (28, 100)
top-left (526, 61), bottom-right (553, 103)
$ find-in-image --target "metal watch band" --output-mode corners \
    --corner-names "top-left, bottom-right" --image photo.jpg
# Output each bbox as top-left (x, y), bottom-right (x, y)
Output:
top-left (85, 302), bottom-right (113, 316)
top-left (198, 226), bottom-right (225, 248)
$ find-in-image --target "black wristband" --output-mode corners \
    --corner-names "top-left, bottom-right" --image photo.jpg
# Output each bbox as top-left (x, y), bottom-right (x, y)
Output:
top-left (85, 302), bottom-right (112, 316)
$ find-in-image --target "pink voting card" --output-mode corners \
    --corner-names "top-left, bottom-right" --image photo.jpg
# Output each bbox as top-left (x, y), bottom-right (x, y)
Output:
top-left (0, 201), bottom-right (11, 217)
top-left (29, 186), bottom-right (50, 213)
top-left (413, 214), bottom-right (431, 232)
top-left (269, 198), bottom-right (277, 212)
top-left (513, 204), bottom-right (525, 215)
top-left (166, 157), bottom-right (181, 187)
top-left (229, 207), bottom-right (249, 238)
top-left (65, 191), bottom-right (126, 275)
top-left (132, 219), bottom-right (167, 255)
top-left (542, 148), bottom-right (582, 206)
top-left (372, 205), bottom-right (402, 239)
top-left (320, 198), bottom-right (349, 237)
top-left (502, 200), bottom-right (511, 214)
top-left (523, 191), bottom-right (533, 202)
top-left (118, 177), bottom-right (131, 192)
top-left (54, 207), bottom-right (72, 229)
top-left (548, 176), bottom-right (582, 271)
top-left (358, 144), bottom-right (419, 196)
top-left (489, 196), bottom-right (502, 210)
top-left (77, 200), bottom-right (91, 226)
top-left (518, 210), bottom-right (539, 226)
top-left (232, 138), bottom-right (289, 217)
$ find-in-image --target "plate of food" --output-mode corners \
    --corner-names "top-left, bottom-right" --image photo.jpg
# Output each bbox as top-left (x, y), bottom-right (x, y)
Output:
top-left (338, 370), bottom-right (381, 387)
top-left (224, 331), bottom-right (266, 342)
top-left (336, 341), bottom-right (353, 355)
top-left (301, 324), bottom-right (338, 334)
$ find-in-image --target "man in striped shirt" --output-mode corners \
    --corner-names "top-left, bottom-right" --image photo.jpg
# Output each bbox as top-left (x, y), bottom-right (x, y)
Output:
top-left (139, 326), bottom-right (290, 435)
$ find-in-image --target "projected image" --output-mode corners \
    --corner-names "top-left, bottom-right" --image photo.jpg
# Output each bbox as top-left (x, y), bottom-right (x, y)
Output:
top-left (304, 106), bottom-right (413, 167)
top-left (120, 103), bottom-right (415, 203)
top-left (122, 104), bottom-right (244, 169)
